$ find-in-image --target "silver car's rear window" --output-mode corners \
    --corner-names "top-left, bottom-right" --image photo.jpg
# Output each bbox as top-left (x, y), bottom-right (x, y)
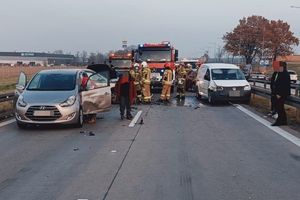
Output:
top-left (27, 73), bottom-right (76, 91)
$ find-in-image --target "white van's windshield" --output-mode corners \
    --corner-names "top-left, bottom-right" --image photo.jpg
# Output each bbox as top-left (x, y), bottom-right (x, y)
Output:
top-left (211, 69), bottom-right (245, 80)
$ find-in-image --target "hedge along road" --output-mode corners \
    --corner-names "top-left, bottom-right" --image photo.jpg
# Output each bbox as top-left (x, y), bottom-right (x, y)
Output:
top-left (0, 94), bottom-right (300, 200)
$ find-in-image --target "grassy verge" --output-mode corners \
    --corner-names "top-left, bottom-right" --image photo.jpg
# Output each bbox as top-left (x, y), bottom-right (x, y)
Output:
top-left (0, 101), bottom-right (13, 113)
top-left (250, 95), bottom-right (300, 130)
top-left (0, 83), bottom-right (16, 94)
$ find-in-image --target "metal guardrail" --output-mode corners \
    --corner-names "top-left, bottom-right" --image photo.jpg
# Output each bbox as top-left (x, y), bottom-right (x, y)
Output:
top-left (0, 92), bottom-right (15, 120)
top-left (249, 78), bottom-right (300, 109)
top-left (0, 92), bottom-right (14, 103)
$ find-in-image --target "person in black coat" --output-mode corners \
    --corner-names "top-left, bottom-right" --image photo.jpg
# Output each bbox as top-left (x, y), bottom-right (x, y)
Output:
top-left (269, 70), bottom-right (278, 116)
top-left (272, 62), bottom-right (291, 126)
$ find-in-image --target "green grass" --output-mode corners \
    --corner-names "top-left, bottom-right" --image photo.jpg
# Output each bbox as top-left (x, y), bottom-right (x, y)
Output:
top-left (0, 83), bottom-right (16, 94)
top-left (0, 101), bottom-right (13, 113)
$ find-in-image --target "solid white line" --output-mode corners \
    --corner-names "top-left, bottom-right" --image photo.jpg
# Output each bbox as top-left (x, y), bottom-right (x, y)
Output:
top-left (129, 110), bottom-right (143, 128)
top-left (0, 119), bottom-right (15, 128)
top-left (234, 104), bottom-right (300, 148)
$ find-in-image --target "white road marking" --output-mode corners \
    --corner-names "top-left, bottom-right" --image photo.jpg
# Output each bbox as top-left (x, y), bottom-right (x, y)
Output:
top-left (235, 104), bottom-right (300, 148)
top-left (0, 119), bottom-right (15, 128)
top-left (129, 110), bottom-right (143, 128)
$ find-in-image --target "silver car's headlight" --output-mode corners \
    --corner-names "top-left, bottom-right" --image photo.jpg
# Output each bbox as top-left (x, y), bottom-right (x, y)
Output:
top-left (60, 95), bottom-right (76, 107)
top-left (17, 96), bottom-right (27, 107)
top-left (244, 85), bottom-right (251, 91)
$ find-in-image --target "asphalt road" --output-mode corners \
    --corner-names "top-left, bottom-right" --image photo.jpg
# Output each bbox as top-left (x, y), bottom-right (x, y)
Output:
top-left (1, 93), bottom-right (300, 200)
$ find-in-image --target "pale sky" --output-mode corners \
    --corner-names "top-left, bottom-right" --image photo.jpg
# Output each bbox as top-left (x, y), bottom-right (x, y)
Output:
top-left (0, 0), bottom-right (299, 57)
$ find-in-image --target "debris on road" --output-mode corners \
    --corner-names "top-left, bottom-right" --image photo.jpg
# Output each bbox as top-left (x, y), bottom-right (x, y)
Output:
top-left (89, 131), bottom-right (95, 136)
top-left (139, 118), bottom-right (144, 125)
top-left (73, 147), bottom-right (79, 151)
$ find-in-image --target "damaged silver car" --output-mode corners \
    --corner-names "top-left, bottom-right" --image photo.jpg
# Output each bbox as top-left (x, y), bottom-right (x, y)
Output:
top-left (15, 66), bottom-right (113, 128)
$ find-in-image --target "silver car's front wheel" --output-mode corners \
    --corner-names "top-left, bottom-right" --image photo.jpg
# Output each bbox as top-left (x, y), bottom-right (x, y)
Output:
top-left (75, 107), bottom-right (83, 128)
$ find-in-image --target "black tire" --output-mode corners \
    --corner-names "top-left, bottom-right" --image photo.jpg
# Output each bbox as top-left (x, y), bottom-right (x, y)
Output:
top-left (75, 107), bottom-right (83, 128)
top-left (195, 86), bottom-right (201, 100)
top-left (196, 91), bottom-right (202, 100)
top-left (208, 92), bottom-right (215, 104)
top-left (17, 121), bottom-right (27, 129)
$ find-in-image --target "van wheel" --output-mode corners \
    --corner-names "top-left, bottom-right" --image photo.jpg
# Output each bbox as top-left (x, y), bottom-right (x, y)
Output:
top-left (208, 92), bottom-right (215, 104)
top-left (75, 108), bottom-right (83, 128)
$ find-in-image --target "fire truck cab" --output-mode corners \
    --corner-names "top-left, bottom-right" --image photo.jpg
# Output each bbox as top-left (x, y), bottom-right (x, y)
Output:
top-left (135, 41), bottom-right (178, 91)
top-left (108, 51), bottom-right (134, 103)
top-left (108, 51), bottom-right (133, 75)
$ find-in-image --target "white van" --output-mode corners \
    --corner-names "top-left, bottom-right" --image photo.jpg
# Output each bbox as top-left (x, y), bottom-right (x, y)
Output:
top-left (195, 63), bottom-right (251, 104)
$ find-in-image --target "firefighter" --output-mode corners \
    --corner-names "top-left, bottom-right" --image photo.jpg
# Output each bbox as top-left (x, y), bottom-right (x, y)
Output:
top-left (141, 61), bottom-right (152, 103)
top-left (128, 64), bottom-right (137, 105)
top-left (131, 63), bottom-right (143, 103)
top-left (160, 63), bottom-right (173, 102)
top-left (176, 64), bottom-right (187, 99)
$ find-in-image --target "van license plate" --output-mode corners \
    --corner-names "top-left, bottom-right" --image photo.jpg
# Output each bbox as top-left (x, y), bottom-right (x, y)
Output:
top-left (229, 91), bottom-right (240, 97)
top-left (33, 111), bottom-right (52, 116)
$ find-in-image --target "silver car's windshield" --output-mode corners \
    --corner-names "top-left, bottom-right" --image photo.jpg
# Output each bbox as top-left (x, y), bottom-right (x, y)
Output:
top-left (211, 69), bottom-right (245, 80)
top-left (27, 73), bottom-right (76, 91)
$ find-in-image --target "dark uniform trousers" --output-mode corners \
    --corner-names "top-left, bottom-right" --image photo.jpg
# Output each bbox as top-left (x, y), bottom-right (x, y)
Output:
top-left (120, 96), bottom-right (131, 117)
top-left (275, 96), bottom-right (287, 124)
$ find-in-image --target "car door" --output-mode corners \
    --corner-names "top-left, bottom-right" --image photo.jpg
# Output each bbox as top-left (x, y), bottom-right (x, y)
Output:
top-left (81, 70), bottom-right (111, 115)
top-left (14, 72), bottom-right (27, 106)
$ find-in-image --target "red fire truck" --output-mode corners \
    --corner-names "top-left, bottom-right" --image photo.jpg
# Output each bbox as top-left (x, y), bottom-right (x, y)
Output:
top-left (108, 51), bottom-right (133, 75)
top-left (108, 51), bottom-right (134, 103)
top-left (135, 41), bottom-right (178, 91)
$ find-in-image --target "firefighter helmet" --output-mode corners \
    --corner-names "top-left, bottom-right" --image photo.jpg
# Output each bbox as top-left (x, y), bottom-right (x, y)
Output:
top-left (164, 63), bottom-right (171, 68)
top-left (141, 61), bottom-right (148, 68)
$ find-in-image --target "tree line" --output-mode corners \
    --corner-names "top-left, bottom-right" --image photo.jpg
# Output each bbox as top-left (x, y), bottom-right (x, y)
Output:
top-left (223, 15), bottom-right (299, 64)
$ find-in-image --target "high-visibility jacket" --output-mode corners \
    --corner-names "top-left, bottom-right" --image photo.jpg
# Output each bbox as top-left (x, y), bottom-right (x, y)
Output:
top-left (177, 67), bottom-right (187, 80)
top-left (162, 68), bottom-right (173, 86)
top-left (142, 68), bottom-right (151, 85)
top-left (115, 75), bottom-right (136, 105)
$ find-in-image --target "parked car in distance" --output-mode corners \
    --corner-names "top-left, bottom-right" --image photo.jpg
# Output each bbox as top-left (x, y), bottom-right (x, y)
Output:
top-left (250, 73), bottom-right (266, 80)
top-left (195, 63), bottom-right (251, 104)
top-left (288, 70), bottom-right (298, 83)
top-left (15, 67), bottom-right (112, 128)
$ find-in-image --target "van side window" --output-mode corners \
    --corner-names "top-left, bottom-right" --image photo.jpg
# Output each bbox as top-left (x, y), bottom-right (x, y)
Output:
top-left (204, 69), bottom-right (210, 81)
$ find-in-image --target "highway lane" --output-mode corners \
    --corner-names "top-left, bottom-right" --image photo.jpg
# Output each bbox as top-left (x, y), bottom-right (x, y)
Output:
top-left (1, 94), bottom-right (300, 199)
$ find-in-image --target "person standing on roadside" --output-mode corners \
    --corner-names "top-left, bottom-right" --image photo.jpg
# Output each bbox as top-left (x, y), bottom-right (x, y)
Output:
top-left (115, 74), bottom-right (134, 120)
top-left (131, 63), bottom-right (143, 103)
top-left (160, 63), bottom-right (173, 103)
top-left (272, 62), bottom-right (291, 126)
top-left (141, 61), bottom-right (152, 103)
top-left (269, 66), bottom-right (279, 116)
top-left (176, 64), bottom-right (187, 99)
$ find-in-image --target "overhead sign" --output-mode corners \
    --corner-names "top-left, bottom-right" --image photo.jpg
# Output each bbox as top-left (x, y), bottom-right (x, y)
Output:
top-left (21, 53), bottom-right (35, 57)
top-left (122, 40), bottom-right (128, 48)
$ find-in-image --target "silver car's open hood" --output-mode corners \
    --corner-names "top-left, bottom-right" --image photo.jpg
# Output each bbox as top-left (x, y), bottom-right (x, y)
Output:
top-left (22, 90), bottom-right (76, 104)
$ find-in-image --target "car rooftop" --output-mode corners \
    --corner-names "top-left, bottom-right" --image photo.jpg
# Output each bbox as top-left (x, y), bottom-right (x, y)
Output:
top-left (38, 68), bottom-right (84, 74)
top-left (203, 63), bottom-right (240, 69)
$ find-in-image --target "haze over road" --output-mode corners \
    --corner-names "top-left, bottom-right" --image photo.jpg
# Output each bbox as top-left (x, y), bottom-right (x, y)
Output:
top-left (0, 0), bottom-right (299, 56)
